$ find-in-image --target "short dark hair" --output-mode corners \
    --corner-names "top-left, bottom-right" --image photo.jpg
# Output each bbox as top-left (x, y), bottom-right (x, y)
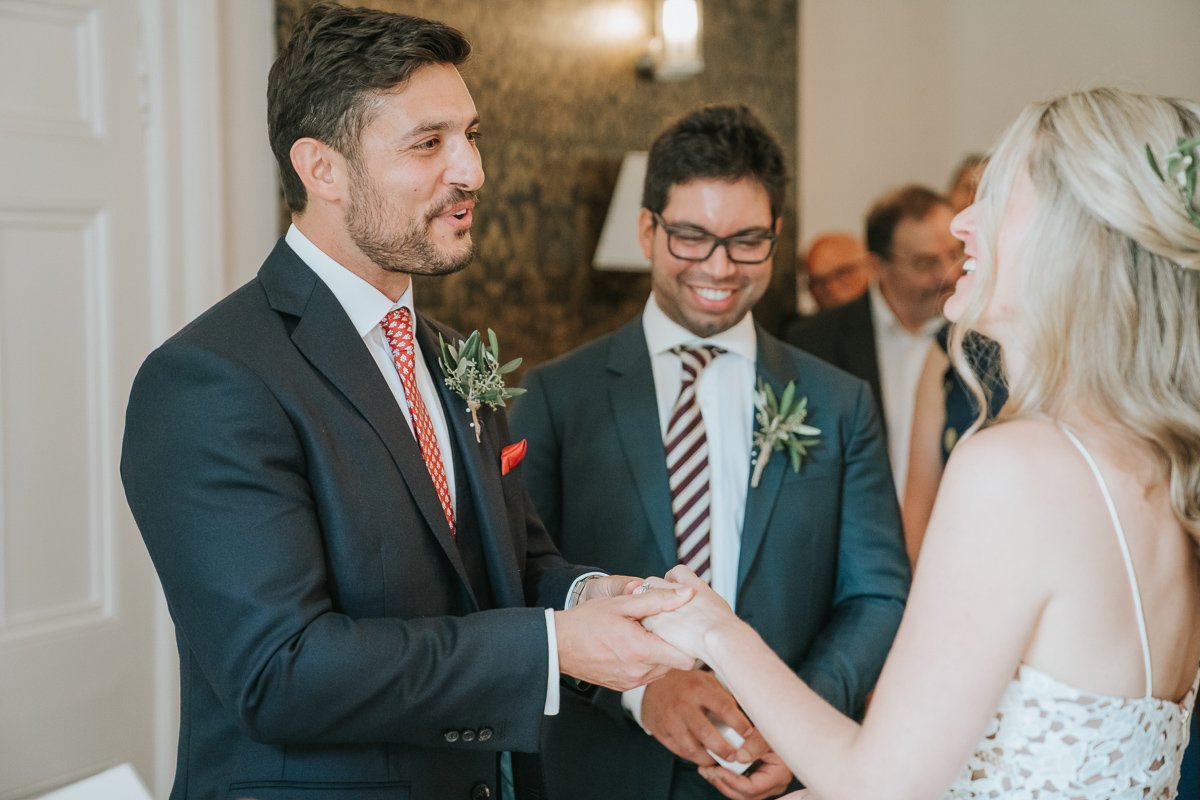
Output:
top-left (864, 185), bottom-right (951, 260)
top-left (268, 2), bottom-right (471, 213)
top-left (641, 104), bottom-right (788, 221)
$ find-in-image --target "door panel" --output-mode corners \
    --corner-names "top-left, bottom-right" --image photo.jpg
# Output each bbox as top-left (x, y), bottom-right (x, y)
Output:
top-left (0, 1), bottom-right (157, 796)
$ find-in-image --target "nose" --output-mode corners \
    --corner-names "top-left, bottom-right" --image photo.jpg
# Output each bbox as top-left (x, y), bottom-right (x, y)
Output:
top-left (703, 243), bottom-right (739, 279)
top-left (446, 136), bottom-right (484, 192)
top-left (950, 203), bottom-right (976, 248)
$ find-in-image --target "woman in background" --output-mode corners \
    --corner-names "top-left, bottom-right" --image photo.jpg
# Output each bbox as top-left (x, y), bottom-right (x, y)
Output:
top-left (645, 87), bottom-right (1200, 799)
top-left (901, 324), bottom-right (1006, 565)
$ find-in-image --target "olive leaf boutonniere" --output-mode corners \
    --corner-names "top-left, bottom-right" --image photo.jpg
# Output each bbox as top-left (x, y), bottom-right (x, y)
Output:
top-left (750, 378), bottom-right (821, 488)
top-left (438, 329), bottom-right (525, 443)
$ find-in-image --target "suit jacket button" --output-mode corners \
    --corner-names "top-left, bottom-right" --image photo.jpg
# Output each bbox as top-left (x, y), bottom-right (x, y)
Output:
top-left (461, 729), bottom-right (477, 742)
top-left (443, 730), bottom-right (460, 743)
top-left (478, 727), bottom-right (493, 742)
top-left (471, 783), bottom-right (491, 800)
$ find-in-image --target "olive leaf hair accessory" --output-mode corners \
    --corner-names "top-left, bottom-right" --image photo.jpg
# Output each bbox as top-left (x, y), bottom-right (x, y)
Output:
top-left (1145, 136), bottom-right (1200, 231)
top-left (438, 329), bottom-right (525, 443)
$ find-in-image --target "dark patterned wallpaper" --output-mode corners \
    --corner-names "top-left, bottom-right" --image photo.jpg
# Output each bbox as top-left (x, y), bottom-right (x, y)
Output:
top-left (275, 0), bottom-right (798, 371)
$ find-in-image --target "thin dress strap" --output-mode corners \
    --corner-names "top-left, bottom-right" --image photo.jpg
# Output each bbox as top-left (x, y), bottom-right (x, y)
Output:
top-left (1058, 424), bottom-right (1154, 698)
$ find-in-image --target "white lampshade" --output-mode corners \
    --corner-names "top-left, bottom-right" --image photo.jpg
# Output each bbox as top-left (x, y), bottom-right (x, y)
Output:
top-left (592, 151), bottom-right (651, 272)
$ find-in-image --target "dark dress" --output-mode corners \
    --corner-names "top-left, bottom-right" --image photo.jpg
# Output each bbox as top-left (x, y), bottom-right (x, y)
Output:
top-left (1182, 714), bottom-right (1199, 799)
top-left (937, 325), bottom-right (1007, 459)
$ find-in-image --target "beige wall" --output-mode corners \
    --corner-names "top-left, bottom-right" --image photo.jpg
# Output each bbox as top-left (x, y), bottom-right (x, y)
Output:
top-left (799, 0), bottom-right (1200, 244)
top-left (276, 0), bottom-right (799, 366)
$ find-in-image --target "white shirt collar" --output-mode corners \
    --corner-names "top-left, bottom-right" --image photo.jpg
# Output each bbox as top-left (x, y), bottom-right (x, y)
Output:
top-left (285, 223), bottom-right (413, 336)
top-left (641, 293), bottom-right (757, 363)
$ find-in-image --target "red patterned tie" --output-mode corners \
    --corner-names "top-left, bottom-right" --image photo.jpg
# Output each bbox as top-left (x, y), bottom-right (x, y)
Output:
top-left (381, 307), bottom-right (455, 537)
top-left (665, 345), bottom-right (723, 583)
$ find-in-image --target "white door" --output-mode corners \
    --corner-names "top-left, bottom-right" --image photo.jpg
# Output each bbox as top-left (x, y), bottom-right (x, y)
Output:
top-left (0, 0), bottom-right (159, 796)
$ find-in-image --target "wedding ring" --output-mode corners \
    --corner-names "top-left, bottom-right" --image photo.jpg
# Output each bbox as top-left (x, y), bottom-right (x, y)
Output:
top-left (634, 581), bottom-right (653, 595)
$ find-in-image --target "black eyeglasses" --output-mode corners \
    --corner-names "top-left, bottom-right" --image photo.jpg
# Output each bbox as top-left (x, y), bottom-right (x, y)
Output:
top-left (651, 211), bottom-right (777, 265)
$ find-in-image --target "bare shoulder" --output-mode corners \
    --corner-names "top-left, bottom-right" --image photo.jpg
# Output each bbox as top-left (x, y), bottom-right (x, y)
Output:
top-left (942, 419), bottom-right (1083, 493)
top-left (925, 419), bottom-right (1093, 569)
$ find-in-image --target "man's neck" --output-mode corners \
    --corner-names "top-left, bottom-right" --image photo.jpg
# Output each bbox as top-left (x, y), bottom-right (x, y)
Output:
top-left (875, 282), bottom-right (936, 334)
top-left (293, 214), bottom-right (412, 302)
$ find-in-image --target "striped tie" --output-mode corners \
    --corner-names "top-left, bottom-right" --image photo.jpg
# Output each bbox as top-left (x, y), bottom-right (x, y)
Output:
top-left (665, 345), bottom-right (723, 583)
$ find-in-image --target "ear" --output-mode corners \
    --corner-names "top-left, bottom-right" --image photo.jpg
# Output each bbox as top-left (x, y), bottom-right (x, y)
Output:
top-left (290, 137), bottom-right (347, 204)
top-left (773, 216), bottom-right (783, 236)
top-left (637, 208), bottom-right (656, 260)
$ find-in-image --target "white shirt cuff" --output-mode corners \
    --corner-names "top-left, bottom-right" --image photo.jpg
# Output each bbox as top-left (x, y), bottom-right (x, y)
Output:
top-left (544, 608), bottom-right (560, 715)
top-left (545, 571), bottom-right (610, 716)
top-left (620, 684), bottom-right (651, 732)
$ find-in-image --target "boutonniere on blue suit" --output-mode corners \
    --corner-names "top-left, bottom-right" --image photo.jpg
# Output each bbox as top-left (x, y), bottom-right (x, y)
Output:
top-left (750, 378), bottom-right (821, 488)
top-left (438, 328), bottom-right (525, 443)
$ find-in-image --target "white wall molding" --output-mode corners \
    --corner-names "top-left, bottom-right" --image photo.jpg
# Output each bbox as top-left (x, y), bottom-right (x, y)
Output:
top-left (135, 1), bottom-right (276, 795)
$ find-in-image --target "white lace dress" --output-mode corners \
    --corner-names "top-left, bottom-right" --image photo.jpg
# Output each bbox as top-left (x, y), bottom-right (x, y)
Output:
top-left (945, 427), bottom-right (1198, 799)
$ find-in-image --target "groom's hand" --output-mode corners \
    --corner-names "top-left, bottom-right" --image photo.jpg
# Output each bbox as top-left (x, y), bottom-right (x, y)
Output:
top-left (576, 574), bottom-right (644, 602)
top-left (641, 668), bottom-right (768, 767)
top-left (555, 585), bottom-right (694, 691)
top-left (700, 751), bottom-right (795, 800)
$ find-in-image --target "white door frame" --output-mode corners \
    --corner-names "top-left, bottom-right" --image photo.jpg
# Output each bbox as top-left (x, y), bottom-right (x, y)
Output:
top-left (138, 1), bottom-right (276, 795)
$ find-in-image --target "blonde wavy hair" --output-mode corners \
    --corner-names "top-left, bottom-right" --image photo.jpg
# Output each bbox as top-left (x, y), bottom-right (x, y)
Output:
top-left (950, 87), bottom-right (1200, 544)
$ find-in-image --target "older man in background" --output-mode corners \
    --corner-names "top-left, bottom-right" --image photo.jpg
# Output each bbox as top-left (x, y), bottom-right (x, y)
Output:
top-left (785, 185), bottom-right (961, 498)
top-left (802, 232), bottom-right (871, 311)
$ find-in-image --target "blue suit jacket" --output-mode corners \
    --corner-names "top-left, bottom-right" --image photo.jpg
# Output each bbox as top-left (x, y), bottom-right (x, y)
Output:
top-left (782, 292), bottom-right (884, 433)
top-left (121, 239), bottom-right (588, 800)
top-left (510, 316), bottom-right (910, 800)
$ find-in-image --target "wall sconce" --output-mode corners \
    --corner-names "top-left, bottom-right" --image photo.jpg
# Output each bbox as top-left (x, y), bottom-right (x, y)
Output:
top-left (593, 151), bottom-right (651, 271)
top-left (637, 0), bottom-right (704, 81)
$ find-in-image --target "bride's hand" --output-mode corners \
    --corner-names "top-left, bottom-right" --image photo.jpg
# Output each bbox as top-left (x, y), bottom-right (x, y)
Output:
top-left (641, 565), bottom-right (743, 664)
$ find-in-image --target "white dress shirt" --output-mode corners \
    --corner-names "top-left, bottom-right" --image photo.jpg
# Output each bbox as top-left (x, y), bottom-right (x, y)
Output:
top-left (868, 282), bottom-right (942, 499)
top-left (285, 225), bottom-right (567, 715)
top-left (622, 294), bottom-right (758, 727)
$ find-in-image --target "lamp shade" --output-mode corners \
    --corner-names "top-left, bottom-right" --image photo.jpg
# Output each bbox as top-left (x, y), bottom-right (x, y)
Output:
top-left (592, 151), bottom-right (651, 271)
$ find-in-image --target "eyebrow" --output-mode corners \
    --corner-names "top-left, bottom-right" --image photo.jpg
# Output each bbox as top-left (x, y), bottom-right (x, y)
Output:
top-left (400, 115), bottom-right (481, 144)
top-left (665, 219), bottom-right (774, 237)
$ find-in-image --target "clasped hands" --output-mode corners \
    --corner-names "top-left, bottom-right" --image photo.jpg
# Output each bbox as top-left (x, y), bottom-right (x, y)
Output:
top-left (556, 566), bottom-right (792, 800)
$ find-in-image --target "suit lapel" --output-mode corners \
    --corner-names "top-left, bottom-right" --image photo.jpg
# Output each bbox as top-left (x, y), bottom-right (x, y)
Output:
top-left (259, 244), bottom-right (471, 594)
top-left (415, 317), bottom-right (524, 609)
top-left (737, 330), bottom-right (793, 590)
top-left (840, 295), bottom-right (883, 429)
top-left (607, 319), bottom-right (678, 571)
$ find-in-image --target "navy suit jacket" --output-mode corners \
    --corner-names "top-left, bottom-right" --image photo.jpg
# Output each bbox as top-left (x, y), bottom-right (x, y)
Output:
top-left (782, 293), bottom-right (884, 434)
top-left (121, 239), bottom-right (589, 800)
top-left (510, 316), bottom-right (910, 800)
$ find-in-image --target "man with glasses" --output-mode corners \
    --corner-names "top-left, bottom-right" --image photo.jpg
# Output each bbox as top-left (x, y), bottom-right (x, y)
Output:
top-left (802, 232), bottom-right (872, 311)
top-left (510, 105), bottom-right (909, 800)
top-left (785, 186), bottom-right (962, 498)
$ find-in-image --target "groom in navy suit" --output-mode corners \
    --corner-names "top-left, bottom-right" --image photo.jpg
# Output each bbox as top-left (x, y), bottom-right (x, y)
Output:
top-left (120, 5), bottom-right (694, 799)
top-left (511, 105), bottom-right (911, 800)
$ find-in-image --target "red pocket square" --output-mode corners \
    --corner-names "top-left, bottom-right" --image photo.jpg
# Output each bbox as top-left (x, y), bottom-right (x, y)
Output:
top-left (501, 439), bottom-right (527, 476)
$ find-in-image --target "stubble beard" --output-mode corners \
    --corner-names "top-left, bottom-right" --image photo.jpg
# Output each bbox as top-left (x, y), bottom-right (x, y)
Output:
top-left (345, 165), bottom-right (476, 277)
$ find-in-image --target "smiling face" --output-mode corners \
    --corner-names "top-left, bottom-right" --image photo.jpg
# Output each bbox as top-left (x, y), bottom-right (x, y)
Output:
top-left (344, 62), bottom-right (483, 278)
top-left (876, 204), bottom-right (963, 327)
top-left (639, 178), bottom-right (777, 338)
top-left (945, 167), bottom-right (1037, 344)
